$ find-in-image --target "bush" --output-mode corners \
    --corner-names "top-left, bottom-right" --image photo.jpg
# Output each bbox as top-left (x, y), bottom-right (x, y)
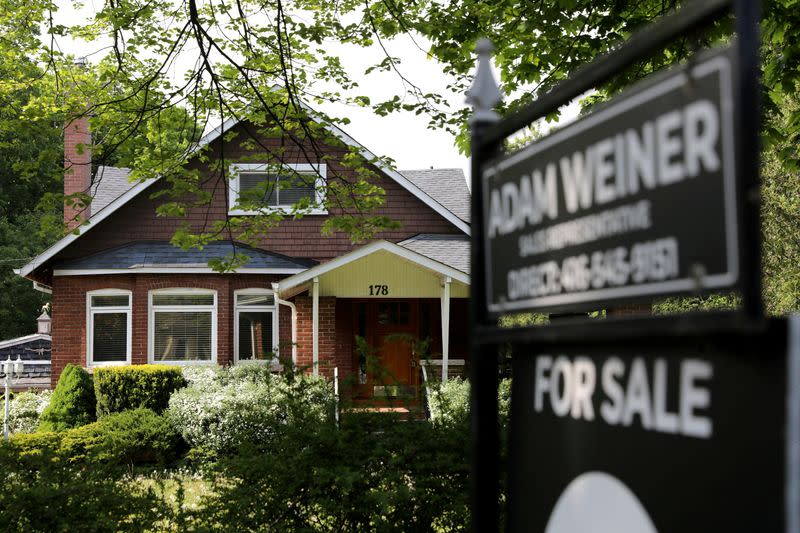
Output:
top-left (38, 364), bottom-right (95, 432)
top-left (94, 364), bottom-right (185, 417)
top-left (427, 377), bottom-right (512, 426)
top-left (167, 367), bottom-right (334, 453)
top-left (428, 376), bottom-right (471, 426)
top-left (1, 390), bottom-right (52, 435)
top-left (191, 411), bottom-right (471, 531)
top-left (0, 437), bottom-right (172, 532)
top-left (11, 408), bottom-right (182, 467)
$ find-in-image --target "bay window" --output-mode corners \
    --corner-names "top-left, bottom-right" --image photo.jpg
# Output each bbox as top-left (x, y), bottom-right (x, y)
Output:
top-left (149, 289), bottom-right (217, 364)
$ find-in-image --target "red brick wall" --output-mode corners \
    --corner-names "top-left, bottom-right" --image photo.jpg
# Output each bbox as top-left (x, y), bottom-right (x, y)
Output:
top-left (55, 122), bottom-right (464, 265)
top-left (63, 116), bottom-right (91, 230)
top-left (51, 273), bottom-right (281, 387)
top-left (293, 296), bottom-right (340, 377)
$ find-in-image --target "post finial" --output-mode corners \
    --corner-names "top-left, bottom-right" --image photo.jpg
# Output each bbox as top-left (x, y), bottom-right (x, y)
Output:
top-left (466, 38), bottom-right (502, 124)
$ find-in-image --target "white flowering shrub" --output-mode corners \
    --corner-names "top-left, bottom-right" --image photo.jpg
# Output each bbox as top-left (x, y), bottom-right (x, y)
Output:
top-left (180, 365), bottom-right (224, 388)
top-left (427, 377), bottom-right (511, 426)
top-left (427, 377), bottom-right (470, 426)
top-left (167, 368), bottom-right (334, 452)
top-left (2, 390), bottom-right (53, 434)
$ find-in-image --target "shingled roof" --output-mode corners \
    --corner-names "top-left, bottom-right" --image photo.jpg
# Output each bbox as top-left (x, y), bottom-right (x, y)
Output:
top-left (53, 241), bottom-right (316, 273)
top-left (399, 168), bottom-right (470, 223)
top-left (90, 166), bottom-right (133, 214)
top-left (398, 233), bottom-right (470, 274)
top-left (85, 166), bottom-right (470, 225)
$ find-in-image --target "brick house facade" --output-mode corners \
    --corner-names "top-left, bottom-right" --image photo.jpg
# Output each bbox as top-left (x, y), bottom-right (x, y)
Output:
top-left (19, 112), bottom-right (471, 398)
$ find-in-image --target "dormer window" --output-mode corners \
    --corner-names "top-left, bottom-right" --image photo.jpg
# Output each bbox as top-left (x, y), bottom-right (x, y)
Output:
top-left (229, 163), bottom-right (327, 215)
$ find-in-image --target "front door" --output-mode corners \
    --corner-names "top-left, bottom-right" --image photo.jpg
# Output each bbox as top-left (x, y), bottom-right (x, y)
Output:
top-left (354, 301), bottom-right (419, 398)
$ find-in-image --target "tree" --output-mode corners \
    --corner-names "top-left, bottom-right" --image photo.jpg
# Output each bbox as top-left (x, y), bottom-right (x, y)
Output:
top-left (2, 0), bottom-right (798, 312)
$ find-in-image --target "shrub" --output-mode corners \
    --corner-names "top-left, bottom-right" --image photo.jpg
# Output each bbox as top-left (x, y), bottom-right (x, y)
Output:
top-left (1, 390), bottom-right (52, 435)
top-left (167, 368), bottom-right (334, 453)
top-left (428, 376), bottom-right (471, 426)
top-left (427, 377), bottom-right (512, 426)
top-left (191, 411), bottom-right (471, 531)
top-left (11, 408), bottom-right (181, 467)
top-left (38, 364), bottom-right (95, 432)
top-left (94, 364), bottom-right (185, 417)
top-left (0, 437), bottom-right (171, 532)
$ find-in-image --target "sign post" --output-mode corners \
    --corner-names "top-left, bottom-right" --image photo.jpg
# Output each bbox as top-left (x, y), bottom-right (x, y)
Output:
top-left (466, 0), bottom-right (795, 531)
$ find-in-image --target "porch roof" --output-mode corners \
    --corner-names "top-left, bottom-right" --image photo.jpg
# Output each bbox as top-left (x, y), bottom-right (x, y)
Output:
top-left (273, 240), bottom-right (470, 299)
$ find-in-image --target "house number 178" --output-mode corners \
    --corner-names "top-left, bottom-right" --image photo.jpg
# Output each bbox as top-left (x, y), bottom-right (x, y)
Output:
top-left (369, 285), bottom-right (389, 296)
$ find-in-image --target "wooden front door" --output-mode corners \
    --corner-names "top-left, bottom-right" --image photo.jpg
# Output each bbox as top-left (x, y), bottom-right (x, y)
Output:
top-left (353, 301), bottom-right (419, 398)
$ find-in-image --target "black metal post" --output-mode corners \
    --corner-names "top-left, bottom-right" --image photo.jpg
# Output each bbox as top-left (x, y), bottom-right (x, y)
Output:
top-left (735, 0), bottom-right (763, 318)
top-left (467, 39), bottom-right (502, 532)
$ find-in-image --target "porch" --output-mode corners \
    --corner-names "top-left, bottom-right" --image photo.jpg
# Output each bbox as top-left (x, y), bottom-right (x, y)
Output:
top-left (273, 240), bottom-right (470, 399)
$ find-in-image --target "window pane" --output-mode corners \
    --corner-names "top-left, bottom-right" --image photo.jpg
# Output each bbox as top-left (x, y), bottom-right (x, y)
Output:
top-left (152, 294), bottom-right (214, 306)
top-left (153, 311), bottom-right (212, 361)
top-left (278, 174), bottom-right (315, 205)
top-left (377, 302), bottom-right (411, 325)
top-left (236, 293), bottom-right (274, 306)
top-left (93, 313), bottom-right (127, 362)
top-left (238, 311), bottom-right (274, 361)
top-left (91, 295), bottom-right (129, 307)
top-left (239, 172), bottom-right (278, 206)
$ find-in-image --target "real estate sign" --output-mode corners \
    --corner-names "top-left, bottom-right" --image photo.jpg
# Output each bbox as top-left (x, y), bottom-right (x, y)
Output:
top-left (506, 318), bottom-right (799, 532)
top-left (482, 46), bottom-right (739, 315)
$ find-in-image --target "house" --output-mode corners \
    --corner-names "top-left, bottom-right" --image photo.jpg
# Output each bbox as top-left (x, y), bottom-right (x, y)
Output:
top-left (0, 311), bottom-right (52, 391)
top-left (16, 107), bottom-right (471, 399)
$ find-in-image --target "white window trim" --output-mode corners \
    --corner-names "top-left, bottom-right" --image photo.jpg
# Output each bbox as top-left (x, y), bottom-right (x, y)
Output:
top-left (148, 288), bottom-right (218, 365)
top-left (228, 162), bottom-right (327, 216)
top-left (233, 288), bottom-right (279, 365)
top-left (86, 289), bottom-right (132, 367)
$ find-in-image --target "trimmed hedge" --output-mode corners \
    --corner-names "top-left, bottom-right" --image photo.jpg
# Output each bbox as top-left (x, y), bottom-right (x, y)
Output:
top-left (94, 364), bottom-right (186, 417)
top-left (38, 364), bottom-right (95, 432)
top-left (10, 408), bottom-right (182, 466)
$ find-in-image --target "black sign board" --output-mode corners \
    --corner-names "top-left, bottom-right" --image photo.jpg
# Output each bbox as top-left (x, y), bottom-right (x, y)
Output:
top-left (482, 46), bottom-right (739, 315)
top-left (507, 317), bottom-right (798, 532)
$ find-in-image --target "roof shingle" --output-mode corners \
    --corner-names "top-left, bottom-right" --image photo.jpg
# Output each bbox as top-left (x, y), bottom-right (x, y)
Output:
top-left (399, 168), bottom-right (470, 223)
top-left (398, 233), bottom-right (470, 274)
top-left (54, 241), bottom-right (317, 271)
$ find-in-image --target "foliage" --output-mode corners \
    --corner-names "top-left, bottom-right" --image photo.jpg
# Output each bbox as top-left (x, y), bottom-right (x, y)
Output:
top-left (427, 377), bottom-right (512, 427)
top-left (94, 364), bottom-right (186, 417)
top-left (428, 377), bottom-right (471, 426)
top-left (761, 89), bottom-right (800, 315)
top-left (653, 293), bottom-right (742, 315)
top-left (0, 440), bottom-right (172, 532)
top-left (190, 412), bottom-right (471, 531)
top-left (1, 390), bottom-right (51, 435)
top-left (38, 364), bottom-right (95, 432)
top-left (11, 408), bottom-right (182, 467)
top-left (167, 366), bottom-right (334, 453)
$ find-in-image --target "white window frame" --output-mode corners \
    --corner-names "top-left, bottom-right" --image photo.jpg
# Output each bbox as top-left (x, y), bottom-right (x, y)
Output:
top-left (148, 288), bottom-right (218, 365)
top-left (86, 289), bottom-right (132, 367)
top-left (228, 162), bottom-right (327, 216)
top-left (234, 288), bottom-right (279, 364)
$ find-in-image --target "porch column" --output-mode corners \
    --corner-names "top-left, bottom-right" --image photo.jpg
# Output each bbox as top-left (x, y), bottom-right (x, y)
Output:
top-left (312, 276), bottom-right (319, 376)
top-left (441, 276), bottom-right (451, 381)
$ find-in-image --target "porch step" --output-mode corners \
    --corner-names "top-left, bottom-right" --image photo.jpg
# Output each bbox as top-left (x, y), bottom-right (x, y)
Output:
top-left (344, 404), bottom-right (428, 421)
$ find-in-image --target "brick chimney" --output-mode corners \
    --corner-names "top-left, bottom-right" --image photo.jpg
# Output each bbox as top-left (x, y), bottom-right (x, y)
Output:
top-left (63, 113), bottom-right (91, 230)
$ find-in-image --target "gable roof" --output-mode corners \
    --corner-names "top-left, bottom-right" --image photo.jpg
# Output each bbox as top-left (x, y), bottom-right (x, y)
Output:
top-left (273, 239), bottom-right (469, 299)
top-left (401, 169), bottom-right (470, 223)
top-left (90, 166), bottom-right (133, 213)
top-left (18, 114), bottom-right (470, 281)
top-left (52, 240), bottom-right (316, 275)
